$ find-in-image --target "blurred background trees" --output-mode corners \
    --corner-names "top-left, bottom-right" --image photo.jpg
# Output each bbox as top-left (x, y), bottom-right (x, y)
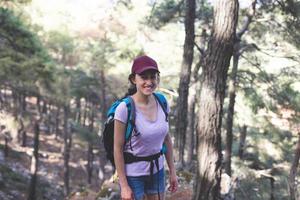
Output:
top-left (0, 0), bottom-right (300, 199)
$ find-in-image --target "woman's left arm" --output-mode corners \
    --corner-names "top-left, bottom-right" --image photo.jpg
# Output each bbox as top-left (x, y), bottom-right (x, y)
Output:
top-left (164, 133), bottom-right (178, 193)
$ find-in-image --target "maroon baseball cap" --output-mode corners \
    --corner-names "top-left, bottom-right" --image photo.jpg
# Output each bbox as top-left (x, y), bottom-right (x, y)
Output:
top-left (131, 55), bottom-right (159, 74)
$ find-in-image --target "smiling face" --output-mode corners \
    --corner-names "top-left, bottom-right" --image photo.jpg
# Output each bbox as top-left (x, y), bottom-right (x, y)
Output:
top-left (131, 69), bottom-right (159, 96)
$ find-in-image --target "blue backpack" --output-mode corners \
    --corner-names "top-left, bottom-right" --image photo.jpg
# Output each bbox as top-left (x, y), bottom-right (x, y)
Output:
top-left (102, 92), bottom-right (168, 166)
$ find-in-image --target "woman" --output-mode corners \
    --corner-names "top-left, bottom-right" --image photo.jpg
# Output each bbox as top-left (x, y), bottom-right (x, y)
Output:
top-left (114, 55), bottom-right (178, 200)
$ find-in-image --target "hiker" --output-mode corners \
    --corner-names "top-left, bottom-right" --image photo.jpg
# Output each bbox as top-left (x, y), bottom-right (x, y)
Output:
top-left (114, 55), bottom-right (178, 200)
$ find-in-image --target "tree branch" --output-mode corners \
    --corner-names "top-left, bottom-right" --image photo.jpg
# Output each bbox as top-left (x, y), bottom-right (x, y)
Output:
top-left (194, 41), bottom-right (205, 55)
top-left (237, 0), bottom-right (257, 38)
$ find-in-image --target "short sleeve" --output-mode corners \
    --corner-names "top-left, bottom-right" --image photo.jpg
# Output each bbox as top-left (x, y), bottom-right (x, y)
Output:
top-left (114, 102), bottom-right (128, 124)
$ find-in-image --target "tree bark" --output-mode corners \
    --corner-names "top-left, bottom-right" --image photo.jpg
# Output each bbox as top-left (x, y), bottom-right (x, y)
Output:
top-left (63, 105), bottom-right (71, 197)
top-left (185, 60), bottom-right (202, 166)
top-left (82, 99), bottom-right (88, 126)
top-left (289, 132), bottom-right (300, 200)
top-left (4, 136), bottom-right (9, 157)
top-left (37, 95), bottom-right (41, 114)
top-left (238, 125), bottom-right (247, 159)
top-left (224, 49), bottom-right (239, 176)
top-left (0, 86), bottom-right (3, 108)
top-left (193, 0), bottom-right (239, 199)
top-left (100, 69), bottom-right (107, 118)
top-left (22, 93), bottom-right (26, 112)
top-left (270, 177), bottom-right (275, 200)
top-left (87, 143), bottom-right (93, 184)
top-left (224, 0), bottom-right (256, 176)
top-left (75, 97), bottom-right (81, 124)
top-left (175, 0), bottom-right (195, 167)
top-left (27, 121), bottom-right (40, 200)
top-left (55, 106), bottom-right (60, 139)
top-left (18, 116), bottom-right (27, 147)
top-left (87, 104), bottom-right (95, 184)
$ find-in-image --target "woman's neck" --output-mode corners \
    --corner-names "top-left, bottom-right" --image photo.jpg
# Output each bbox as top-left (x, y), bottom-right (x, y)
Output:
top-left (133, 92), bottom-right (152, 105)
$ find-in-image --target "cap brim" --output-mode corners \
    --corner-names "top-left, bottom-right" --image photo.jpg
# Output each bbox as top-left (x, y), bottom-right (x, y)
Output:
top-left (135, 66), bottom-right (159, 74)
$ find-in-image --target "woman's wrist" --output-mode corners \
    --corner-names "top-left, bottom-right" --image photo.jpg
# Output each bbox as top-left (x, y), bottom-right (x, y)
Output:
top-left (119, 177), bottom-right (129, 188)
top-left (169, 168), bottom-right (176, 176)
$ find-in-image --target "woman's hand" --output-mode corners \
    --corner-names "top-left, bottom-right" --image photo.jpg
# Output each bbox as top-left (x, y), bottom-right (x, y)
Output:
top-left (168, 171), bottom-right (178, 193)
top-left (121, 185), bottom-right (134, 200)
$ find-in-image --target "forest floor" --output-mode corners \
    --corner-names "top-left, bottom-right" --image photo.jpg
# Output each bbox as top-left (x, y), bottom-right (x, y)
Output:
top-left (0, 108), bottom-right (194, 200)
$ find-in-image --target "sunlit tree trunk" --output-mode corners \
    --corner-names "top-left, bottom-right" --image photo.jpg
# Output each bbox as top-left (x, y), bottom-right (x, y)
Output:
top-left (224, 50), bottom-right (239, 176)
top-left (193, 0), bottom-right (239, 198)
top-left (289, 132), bottom-right (300, 200)
top-left (238, 125), bottom-right (247, 159)
top-left (87, 103), bottom-right (95, 184)
top-left (224, 0), bottom-right (256, 176)
top-left (27, 121), bottom-right (40, 200)
top-left (63, 104), bottom-right (71, 197)
top-left (175, 0), bottom-right (195, 167)
top-left (75, 97), bottom-right (81, 124)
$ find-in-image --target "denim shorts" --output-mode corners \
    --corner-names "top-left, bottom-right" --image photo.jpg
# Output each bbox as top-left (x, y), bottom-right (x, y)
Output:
top-left (126, 168), bottom-right (165, 200)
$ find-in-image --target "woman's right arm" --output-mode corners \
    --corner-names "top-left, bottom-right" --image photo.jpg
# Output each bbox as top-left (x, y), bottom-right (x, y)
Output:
top-left (114, 119), bottom-right (133, 200)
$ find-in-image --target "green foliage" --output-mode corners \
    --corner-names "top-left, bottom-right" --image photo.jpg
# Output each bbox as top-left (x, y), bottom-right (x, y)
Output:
top-left (195, 0), bottom-right (213, 25)
top-left (146, 0), bottom-right (183, 29)
top-left (69, 68), bottom-right (100, 101)
top-left (45, 30), bottom-right (77, 66)
top-left (0, 7), bottom-right (53, 99)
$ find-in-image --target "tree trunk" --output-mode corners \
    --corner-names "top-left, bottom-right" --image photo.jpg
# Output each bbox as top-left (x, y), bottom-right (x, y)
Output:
top-left (193, 0), bottom-right (239, 199)
top-left (4, 136), bottom-right (9, 157)
top-left (46, 104), bottom-right (52, 134)
top-left (224, 0), bottom-right (256, 175)
top-left (63, 105), bottom-right (71, 197)
top-left (87, 103), bottom-right (95, 184)
top-left (175, 0), bottom-right (195, 167)
top-left (12, 89), bottom-right (18, 110)
top-left (270, 177), bottom-right (275, 200)
top-left (0, 86), bottom-right (3, 108)
top-left (37, 95), bottom-right (41, 114)
top-left (224, 48), bottom-right (239, 176)
top-left (185, 60), bottom-right (202, 166)
top-left (27, 121), bottom-right (40, 200)
top-left (42, 101), bottom-right (47, 114)
top-left (100, 69), bottom-right (107, 118)
top-left (87, 143), bottom-right (93, 184)
top-left (18, 117), bottom-right (26, 147)
top-left (75, 97), bottom-right (81, 124)
top-left (185, 84), bottom-right (196, 166)
top-left (82, 99), bottom-right (88, 126)
top-left (289, 132), bottom-right (300, 200)
top-left (55, 106), bottom-right (60, 139)
top-left (238, 125), bottom-right (247, 159)
top-left (22, 93), bottom-right (27, 112)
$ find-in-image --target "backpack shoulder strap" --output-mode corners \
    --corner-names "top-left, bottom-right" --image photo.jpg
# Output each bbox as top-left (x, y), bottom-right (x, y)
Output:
top-left (122, 96), bottom-right (136, 142)
top-left (153, 92), bottom-right (168, 122)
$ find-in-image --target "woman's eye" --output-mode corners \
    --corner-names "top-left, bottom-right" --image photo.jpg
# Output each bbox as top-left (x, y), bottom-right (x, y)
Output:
top-left (140, 75), bottom-right (156, 80)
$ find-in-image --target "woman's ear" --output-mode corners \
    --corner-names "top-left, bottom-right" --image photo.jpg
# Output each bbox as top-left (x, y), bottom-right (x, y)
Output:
top-left (129, 74), bottom-right (136, 85)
